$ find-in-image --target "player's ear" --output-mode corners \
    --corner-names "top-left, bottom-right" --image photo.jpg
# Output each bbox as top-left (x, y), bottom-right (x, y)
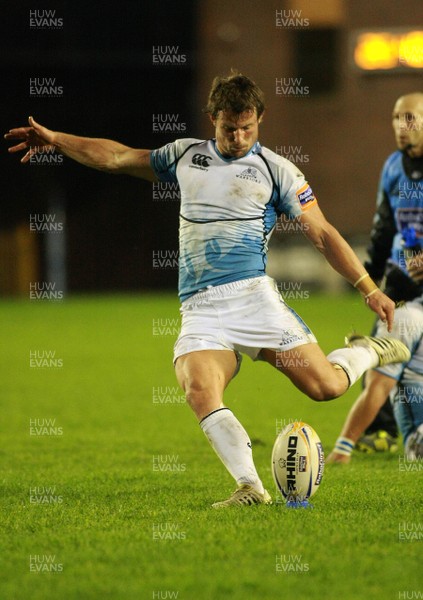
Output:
top-left (208, 113), bottom-right (217, 127)
top-left (258, 110), bottom-right (265, 124)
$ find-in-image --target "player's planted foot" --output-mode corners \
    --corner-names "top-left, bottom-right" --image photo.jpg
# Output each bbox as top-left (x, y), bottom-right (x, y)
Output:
top-left (212, 484), bottom-right (272, 508)
top-left (346, 335), bottom-right (411, 367)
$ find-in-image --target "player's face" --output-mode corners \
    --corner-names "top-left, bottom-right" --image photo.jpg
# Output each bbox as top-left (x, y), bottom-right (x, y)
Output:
top-left (392, 96), bottom-right (423, 158)
top-left (211, 109), bottom-right (263, 158)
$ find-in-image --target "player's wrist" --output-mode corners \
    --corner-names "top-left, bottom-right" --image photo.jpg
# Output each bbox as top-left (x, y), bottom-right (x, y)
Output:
top-left (334, 436), bottom-right (355, 456)
top-left (353, 273), bottom-right (379, 297)
top-left (49, 130), bottom-right (63, 150)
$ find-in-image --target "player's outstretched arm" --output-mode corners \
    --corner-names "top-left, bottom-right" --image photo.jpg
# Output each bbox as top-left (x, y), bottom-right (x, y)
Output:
top-left (326, 370), bottom-right (396, 463)
top-left (5, 116), bottom-right (157, 181)
top-left (300, 205), bottom-right (395, 331)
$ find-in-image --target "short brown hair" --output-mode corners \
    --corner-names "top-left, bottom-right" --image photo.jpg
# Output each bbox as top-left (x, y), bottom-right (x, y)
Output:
top-left (205, 70), bottom-right (266, 118)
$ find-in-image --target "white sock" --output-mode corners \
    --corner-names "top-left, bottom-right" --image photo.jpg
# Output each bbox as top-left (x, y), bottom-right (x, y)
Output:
top-left (327, 345), bottom-right (378, 387)
top-left (200, 408), bottom-right (264, 494)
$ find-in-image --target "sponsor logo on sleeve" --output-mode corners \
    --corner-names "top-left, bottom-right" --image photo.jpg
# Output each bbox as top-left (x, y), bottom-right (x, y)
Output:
top-left (296, 183), bottom-right (317, 210)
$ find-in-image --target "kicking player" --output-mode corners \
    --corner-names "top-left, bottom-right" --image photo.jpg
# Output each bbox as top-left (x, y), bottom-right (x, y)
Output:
top-left (5, 71), bottom-right (410, 507)
top-left (328, 297), bottom-right (423, 463)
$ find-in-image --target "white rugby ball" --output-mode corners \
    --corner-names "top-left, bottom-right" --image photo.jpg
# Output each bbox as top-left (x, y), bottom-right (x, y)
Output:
top-left (272, 421), bottom-right (324, 501)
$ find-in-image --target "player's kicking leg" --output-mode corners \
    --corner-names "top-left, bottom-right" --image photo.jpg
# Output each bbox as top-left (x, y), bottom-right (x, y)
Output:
top-left (175, 349), bottom-right (272, 508)
top-left (260, 335), bottom-right (410, 400)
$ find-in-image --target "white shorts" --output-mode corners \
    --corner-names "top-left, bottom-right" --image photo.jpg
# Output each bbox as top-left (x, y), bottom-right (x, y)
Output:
top-left (173, 275), bottom-right (317, 367)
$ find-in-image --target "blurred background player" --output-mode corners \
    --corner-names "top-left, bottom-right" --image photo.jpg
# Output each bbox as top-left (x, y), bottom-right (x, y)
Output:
top-left (356, 92), bottom-right (423, 453)
top-left (328, 296), bottom-right (423, 463)
top-left (5, 72), bottom-right (409, 507)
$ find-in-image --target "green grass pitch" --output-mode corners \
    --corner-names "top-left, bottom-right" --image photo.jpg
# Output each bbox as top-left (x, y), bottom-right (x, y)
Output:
top-left (0, 293), bottom-right (421, 599)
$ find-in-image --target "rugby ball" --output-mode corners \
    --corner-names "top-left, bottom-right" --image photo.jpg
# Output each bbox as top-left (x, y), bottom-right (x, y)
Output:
top-left (272, 421), bottom-right (324, 501)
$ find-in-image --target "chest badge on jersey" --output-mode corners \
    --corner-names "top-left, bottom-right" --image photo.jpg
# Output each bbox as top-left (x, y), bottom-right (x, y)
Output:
top-left (236, 167), bottom-right (261, 183)
top-left (296, 183), bottom-right (317, 210)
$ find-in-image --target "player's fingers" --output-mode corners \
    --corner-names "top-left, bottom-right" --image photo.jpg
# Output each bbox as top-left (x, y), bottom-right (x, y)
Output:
top-left (371, 296), bottom-right (394, 332)
top-left (21, 149), bottom-right (35, 163)
top-left (4, 127), bottom-right (32, 139)
top-left (28, 116), bottom-right (44, 133)
top-left (384, 304), bottom-right (394, 332)
top-left (8, 141), bottom-right (31, 153)
top-left (326, 451), bottom-right (350, 464)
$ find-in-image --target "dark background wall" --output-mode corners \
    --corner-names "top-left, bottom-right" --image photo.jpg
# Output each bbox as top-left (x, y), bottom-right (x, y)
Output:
top-left (1, 0), bottom-right (197, 292)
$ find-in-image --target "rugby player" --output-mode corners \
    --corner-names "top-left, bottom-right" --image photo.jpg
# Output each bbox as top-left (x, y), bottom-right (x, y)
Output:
top-left (356, 93), bottom-right (423, 452)
top-left (5, 72), bottom-right (411, 507)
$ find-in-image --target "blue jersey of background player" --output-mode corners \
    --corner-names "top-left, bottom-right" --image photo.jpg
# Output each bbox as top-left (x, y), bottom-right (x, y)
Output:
top-left (357, 94), bottom-right (423, 450)
top-left (365, 93), bottom-right (423, 304)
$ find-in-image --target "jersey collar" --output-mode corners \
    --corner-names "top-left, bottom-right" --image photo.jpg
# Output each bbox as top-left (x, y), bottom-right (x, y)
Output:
top-left (211, 139), bottom-right (262, 162)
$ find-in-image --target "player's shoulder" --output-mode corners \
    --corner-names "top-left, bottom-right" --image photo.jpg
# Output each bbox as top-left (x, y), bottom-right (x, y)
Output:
top-left (382, 150), bottom-right (402, 176)
top-left (151, 138), bottom-right (207, 178)
top-left (151, 138), bottom-right (206, 167)
top-left (258, 145), bottom-right (305, 181)
top-left (170, 138), bottom-right (206, 155)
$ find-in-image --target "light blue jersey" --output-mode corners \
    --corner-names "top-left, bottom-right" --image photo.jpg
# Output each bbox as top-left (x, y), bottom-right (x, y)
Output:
top-left (150, 138), bottom-right (317, 301)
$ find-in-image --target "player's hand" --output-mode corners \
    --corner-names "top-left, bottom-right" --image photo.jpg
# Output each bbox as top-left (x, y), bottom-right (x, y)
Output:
top-left (365, 289), bottom-right (395, 332)
top-left (406, 251), bottom-right (423, 284)
top-left (326, 451), bottom-right (351, 464)
top-left (4, 116), bottom-right (56, 163)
